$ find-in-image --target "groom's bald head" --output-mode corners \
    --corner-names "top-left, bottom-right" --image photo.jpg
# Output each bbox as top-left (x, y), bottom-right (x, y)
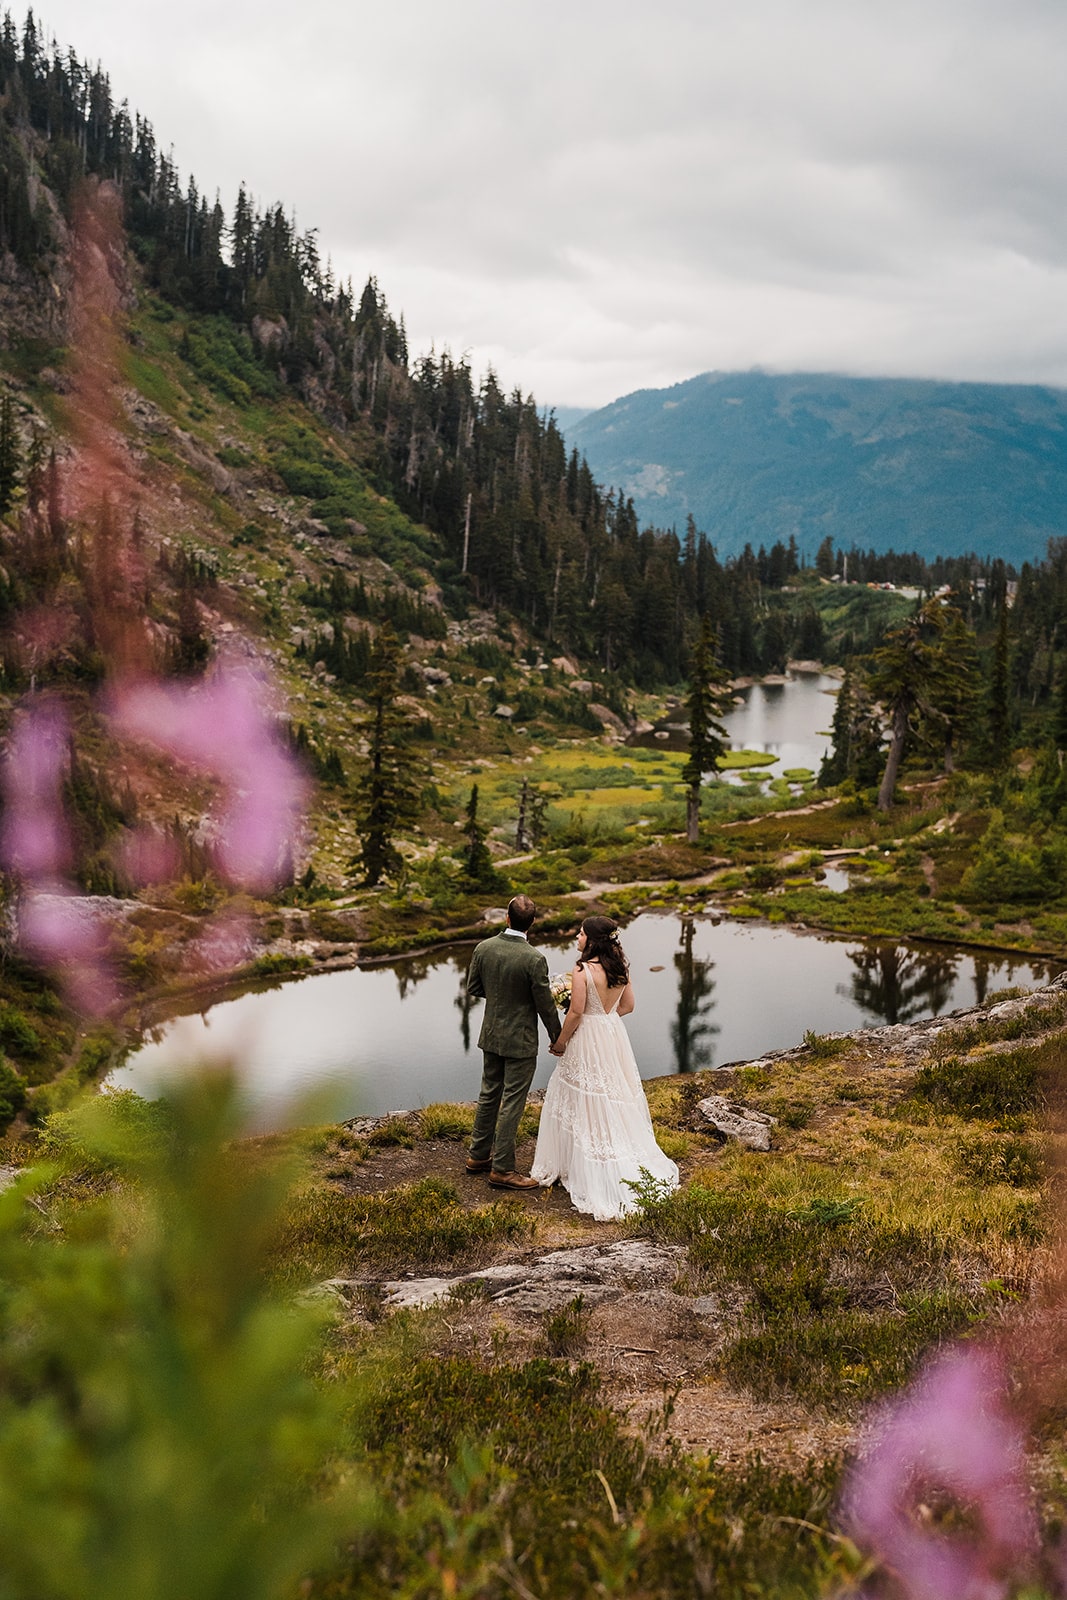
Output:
top-left (507, 895), bottom-right (537, 932)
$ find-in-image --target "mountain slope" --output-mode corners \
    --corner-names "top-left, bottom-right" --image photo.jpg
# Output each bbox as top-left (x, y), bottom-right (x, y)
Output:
top-left (568, 370), bottom-right (1067, 566)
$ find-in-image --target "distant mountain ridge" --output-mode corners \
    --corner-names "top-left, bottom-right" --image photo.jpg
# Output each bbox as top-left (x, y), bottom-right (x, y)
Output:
top-left (566, 370), bottom-right (1067, 567)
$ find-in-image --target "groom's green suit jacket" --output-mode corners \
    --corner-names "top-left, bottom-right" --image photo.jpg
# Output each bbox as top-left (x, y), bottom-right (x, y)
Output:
top-left (466, 931), bottom-right (561, 1057)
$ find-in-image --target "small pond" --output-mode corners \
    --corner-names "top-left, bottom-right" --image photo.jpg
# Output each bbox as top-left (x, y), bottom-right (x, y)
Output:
top-left (109, 913), bottom-right (1062, 1129)
top-left (629, 667), bottom-right (839, 786)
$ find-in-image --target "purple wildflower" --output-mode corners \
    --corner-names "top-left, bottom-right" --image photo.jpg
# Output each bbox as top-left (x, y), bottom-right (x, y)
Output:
top-left (0, 705), bottom-right (118, 1013)
top-left (19, 890), bottom-right (118, 1018)
top-left (842, 1345), bottom-right (1037, 1600)
top-left (186, 910), bottom-right (253, 978)
top-left (116, 827), bottom-right (181, 887)
top-left (0, 703), bottom-right (72, 879)
top-left (110, 661), bottom-right (306, 893)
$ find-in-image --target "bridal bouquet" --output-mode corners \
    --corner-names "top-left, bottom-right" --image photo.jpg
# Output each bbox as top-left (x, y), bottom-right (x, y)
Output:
top-left (549, 972), bottom-right (572, 1011)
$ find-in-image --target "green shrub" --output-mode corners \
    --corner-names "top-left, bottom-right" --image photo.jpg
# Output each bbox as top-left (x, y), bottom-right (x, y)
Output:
top-left (803, 1028), bottom-right (848, 1060)
top-left (366, 1117), bottom-right (416, 1148)
top-left (0, 1004), bottom-right (44, 1061)
top-left (246, 952), bottom-right (314, 978)
top-left (0, 1058), bottom-right (26, 1130)
top-left (38, 1090), bottom-right (173, 1175)
top-left (541, 1294), bottom-right (590, 1357)
top-left (335, 1354), bottom-right (844, 1599)
top-left (418, 1103), bottom-right (475, 1141)
top-left (953, 1131), bottom-right (1043, 1187)
top-left (720, 1290), bottom-right (983, 1405)
top-left (962, 811), bottom-right (1067, 904)
top-left (270, 1176), bottom-right (533, 1284)
top-left (909, 1047), bottom-right (1046, 1121)
top-left (0, 1072), bottom-right (368, 1600)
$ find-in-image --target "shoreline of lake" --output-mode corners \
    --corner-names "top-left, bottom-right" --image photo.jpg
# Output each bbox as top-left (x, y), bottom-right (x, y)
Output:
top-left (124, 884), bottom-right (1067, 1042)
top-left (113, 904), bottom-right (1063, 1126)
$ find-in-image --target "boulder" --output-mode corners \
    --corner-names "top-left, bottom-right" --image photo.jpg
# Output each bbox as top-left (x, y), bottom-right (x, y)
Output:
top-left (380, 1239), bottom-right (688, 1313)
top-left (695, 1095), bottom-right (777, 1151)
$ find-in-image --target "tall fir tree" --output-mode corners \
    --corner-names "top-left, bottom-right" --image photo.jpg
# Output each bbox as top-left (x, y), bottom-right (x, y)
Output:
top-left (987, 602), bottom-right (1012, 772)
top-left (868, 599), bottom-right (951, 811)
top-left (462, 784), bottom-right (496, 885)
top-left (1054, 664), bottom-right (1067, 754)
top-left (0, 391), bottom-right (19, 515)
top-left (352, 623), bottom-right (420, 887)
top-left (682, 616), bottom-right (730, 844)
top-left (923, 605), bottom-right (982, 773)
top-left (821, 666), bottom-right (856, 786)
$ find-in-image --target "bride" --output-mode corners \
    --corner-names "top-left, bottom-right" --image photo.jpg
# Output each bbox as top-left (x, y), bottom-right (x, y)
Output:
top-left (531, 916), bottom-right (679, 1221)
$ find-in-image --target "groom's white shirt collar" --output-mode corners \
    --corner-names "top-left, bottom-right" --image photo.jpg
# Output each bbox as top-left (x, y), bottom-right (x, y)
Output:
top-left (503, 927), bottom-right (527, 938)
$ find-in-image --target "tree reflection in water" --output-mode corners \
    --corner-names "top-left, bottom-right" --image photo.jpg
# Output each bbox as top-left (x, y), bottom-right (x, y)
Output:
top-left (670, 916), bottom-right (719, 1072)
top-left (455, 968), bottom-right (477, 1053)
top-left (840, 943), bottom-right (959, 1026)
top-left (392, 953), bottom-right (434, 1000)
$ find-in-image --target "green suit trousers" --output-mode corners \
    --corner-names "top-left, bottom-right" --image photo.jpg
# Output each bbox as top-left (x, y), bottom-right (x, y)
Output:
top-left (469, 1050), bottom-right (538, 1175)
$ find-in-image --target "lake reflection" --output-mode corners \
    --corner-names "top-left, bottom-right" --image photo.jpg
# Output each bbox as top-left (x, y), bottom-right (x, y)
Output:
top-left (631, 668), bottom-right (839, 779)
top-left (722, 671), bottom-right (838, 775)
top-left (111, 914), bottom-right (1062, 1127)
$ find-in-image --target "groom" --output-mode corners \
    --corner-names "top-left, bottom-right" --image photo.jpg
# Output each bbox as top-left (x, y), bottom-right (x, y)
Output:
top-left (465, 894), bottom-right (561, 1189)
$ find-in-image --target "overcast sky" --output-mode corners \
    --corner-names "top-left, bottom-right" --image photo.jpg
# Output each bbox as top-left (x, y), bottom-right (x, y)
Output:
top-left (29, 0), bottom-right (1067, 408)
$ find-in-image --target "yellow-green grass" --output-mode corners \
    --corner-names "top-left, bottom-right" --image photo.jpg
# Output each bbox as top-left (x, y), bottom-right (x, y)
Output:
top-left (445, 743), bottom-right (781, 839)
top-left (719, 749), bottom-right (779, 770)
top-left (643, 1048), bottom-right (1049, 1249)
top-left (552, 784), bottom-right (672, 810)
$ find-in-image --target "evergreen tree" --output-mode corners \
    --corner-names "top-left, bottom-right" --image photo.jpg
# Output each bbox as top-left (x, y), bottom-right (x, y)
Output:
top-left (462, 783), bottom-right (495, 885)
top-left (0, 391), bottom-right (20, 515)
top-left (819, 665), bottom-right (883, 788)
top-left (820, 667), bottom-right (855, 787)
top-left (987, 602), bottom-right (1012, 771)
top-left (351, 624), bottom-right (420, 887)
top-left (173, 585), bottom-right (209, 676)
top-left (868, 599), bottom-right (951, 811)
top-left (922, 604), bottom-right (981, 773)
top-left (795, 604), bottom-right (825, 661)
top-left (515, 776), bottom-right (532, 853)
top-left (1054, 664), bottom-right (1067, 754)
top-left (815, 535), bottom-right (835, 578)
top-left (682, 617), bottom-right (730, 844)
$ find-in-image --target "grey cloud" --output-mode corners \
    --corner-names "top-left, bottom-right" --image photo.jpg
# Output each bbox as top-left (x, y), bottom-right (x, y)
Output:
top-left (33, 0), bottom-right (1067, 404)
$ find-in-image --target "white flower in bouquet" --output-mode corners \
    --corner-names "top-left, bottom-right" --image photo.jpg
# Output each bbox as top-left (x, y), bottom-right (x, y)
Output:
top-left (549, 972), bottom-right (572, 1010)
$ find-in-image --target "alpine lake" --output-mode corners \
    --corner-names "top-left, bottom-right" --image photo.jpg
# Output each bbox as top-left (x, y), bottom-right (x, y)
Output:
top-left (110, 671), bottom-right (1064, 1128)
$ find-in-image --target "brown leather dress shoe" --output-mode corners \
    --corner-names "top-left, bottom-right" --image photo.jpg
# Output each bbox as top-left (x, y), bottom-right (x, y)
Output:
top-left (488, 1171), bottom-right (540, 1190)
top-left (465, 1157), bottom-right (492, 1173)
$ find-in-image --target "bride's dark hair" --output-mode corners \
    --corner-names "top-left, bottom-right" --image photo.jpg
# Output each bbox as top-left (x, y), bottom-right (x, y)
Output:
top-left (577, 915), bottom-right (629, 989)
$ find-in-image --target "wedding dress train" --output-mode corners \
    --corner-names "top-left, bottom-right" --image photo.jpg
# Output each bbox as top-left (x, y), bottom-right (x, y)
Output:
top-left (531, 974), bottom-right (679, 1221)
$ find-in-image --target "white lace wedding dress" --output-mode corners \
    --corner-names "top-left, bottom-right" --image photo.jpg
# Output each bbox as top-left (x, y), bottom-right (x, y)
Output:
top-left (531, 971), bottom-right (679, 1221)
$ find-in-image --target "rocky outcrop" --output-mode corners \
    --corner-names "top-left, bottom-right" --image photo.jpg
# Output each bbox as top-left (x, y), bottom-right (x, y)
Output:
top-left (695, 1095), bottom-right (777, 1151)
top-left (311, 1239), bottom-right (696, 1316)
top-left (711, 970), bottom-right (1067, 1076)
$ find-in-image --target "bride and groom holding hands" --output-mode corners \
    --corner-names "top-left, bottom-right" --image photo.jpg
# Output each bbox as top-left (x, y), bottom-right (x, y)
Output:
top-left (465, 894), bottom-right (679, 1222)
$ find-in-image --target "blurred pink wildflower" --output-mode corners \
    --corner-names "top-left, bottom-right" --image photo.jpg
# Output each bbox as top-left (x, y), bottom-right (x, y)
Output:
top-left (19, 890), bottom-right (118, 1017)
top-left (115, 826), bottom-right (181, 887)
top-left (842, 1345), bottom-right (1037, 1600)
top-left (0, 703), bottom-right (117, 1015)
top-left (186, 909), bottom-right (254, 978)
top-left (0, 702), bottom-right (72, 879)
top-left (110, 661), bottom-right (306, 893)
